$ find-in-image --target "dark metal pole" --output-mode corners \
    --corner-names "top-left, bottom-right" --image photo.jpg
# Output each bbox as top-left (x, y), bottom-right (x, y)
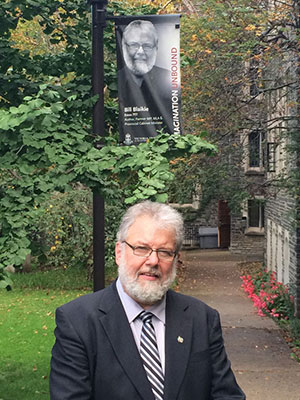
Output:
top-left (89, 0), bottom-right (107, 291)
top-left (93, 192), bottom-right (105, 292)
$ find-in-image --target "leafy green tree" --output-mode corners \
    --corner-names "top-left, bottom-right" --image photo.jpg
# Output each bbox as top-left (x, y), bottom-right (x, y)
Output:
top-left (170, 0), bottom-right (299, 216)
top-left (168, 0), bottom-right (265, 210)
top-left (0, 0), bottom-right (216, 288)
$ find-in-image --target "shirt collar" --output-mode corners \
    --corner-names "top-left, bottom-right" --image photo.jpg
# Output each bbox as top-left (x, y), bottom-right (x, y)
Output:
top-left (116, 278), bottom-right (166, 324)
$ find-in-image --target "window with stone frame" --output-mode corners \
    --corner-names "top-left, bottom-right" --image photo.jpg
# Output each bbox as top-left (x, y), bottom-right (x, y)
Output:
top-left (248, 130), bottom-right (265, 169)
top-left (248, 199), bottom-right (264, 229)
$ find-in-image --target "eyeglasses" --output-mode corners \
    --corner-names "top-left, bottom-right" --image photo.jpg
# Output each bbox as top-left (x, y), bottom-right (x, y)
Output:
top-left (125, 42), bottom-right (156, 52)
top-left (123, 241), bottom-right (176, 261)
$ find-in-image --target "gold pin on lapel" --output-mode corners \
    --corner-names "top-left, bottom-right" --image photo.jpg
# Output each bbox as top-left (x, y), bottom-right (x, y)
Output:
top-left (177, 336), bottom-right (184, 343)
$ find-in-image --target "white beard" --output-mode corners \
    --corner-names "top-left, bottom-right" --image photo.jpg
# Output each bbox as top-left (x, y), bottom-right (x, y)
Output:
top-left (130, 60), bottom-right (152, 76)
top-left (118, 258), bottom-right (176, 306)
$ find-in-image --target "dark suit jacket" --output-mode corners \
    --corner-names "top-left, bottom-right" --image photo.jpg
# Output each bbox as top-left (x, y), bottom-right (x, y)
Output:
top-left (50, 282), bottom-right (245, 399)
top-left (118, 65), bottom-right (179, 141)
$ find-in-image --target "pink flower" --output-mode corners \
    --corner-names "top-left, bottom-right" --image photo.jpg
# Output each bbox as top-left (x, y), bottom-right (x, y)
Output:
top-left (240, 270), bottom-right (294, 319)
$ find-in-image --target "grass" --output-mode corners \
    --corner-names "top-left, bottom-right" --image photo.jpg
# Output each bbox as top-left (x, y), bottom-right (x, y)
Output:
top-left (0, 288), bottom-right (91, 400)
top-left (11, 263), bottom-right (117, 290)
top-left (0, 266), bottom-right (117, 400)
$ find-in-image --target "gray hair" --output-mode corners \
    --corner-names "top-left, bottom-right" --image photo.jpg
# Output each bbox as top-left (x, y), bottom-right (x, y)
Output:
top-left (116, 201), bottom-right (184, 251)
top-left (122, 20), bottom-right (158, 47)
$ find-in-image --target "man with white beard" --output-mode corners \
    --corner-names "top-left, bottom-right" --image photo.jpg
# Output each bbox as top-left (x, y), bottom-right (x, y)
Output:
top-left (117, 20), bottom-right (174, 141)
top-left (122, 20), bottom-right (160, 87)
top-left (50, 201), bottom-right (245, 400)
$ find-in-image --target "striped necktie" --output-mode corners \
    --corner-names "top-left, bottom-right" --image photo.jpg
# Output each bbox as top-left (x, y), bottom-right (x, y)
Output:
top-left (139, 311), bottom-right (164, 400)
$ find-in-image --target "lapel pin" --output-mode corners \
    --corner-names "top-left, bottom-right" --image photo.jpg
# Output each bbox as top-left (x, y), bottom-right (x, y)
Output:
top-left (177, 336), bottom-right (184, 343)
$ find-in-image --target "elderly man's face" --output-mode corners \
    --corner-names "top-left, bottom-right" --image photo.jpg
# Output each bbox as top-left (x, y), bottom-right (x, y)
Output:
top-left (115, 215), bottom-right (177, 308)
top-left (123, 27), bottom-right (157, 76)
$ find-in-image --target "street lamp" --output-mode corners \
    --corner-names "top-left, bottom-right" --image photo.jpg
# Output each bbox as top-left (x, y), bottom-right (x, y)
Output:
top-left (87, 0), bottom-right (108, 292)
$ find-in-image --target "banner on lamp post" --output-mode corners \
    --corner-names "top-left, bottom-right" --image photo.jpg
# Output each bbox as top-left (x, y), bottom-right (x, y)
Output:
top-left (115, 14), bottom-right (182, 145)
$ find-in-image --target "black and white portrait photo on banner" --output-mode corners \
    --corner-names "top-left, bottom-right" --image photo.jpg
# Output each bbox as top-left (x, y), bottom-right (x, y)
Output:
top-left (115, 14), bottom-right (182, 144)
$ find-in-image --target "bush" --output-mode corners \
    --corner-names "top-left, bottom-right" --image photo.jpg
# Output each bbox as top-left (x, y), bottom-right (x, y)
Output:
top-left (104, 203), bottom-right (126, 276)
top-left (27, 189), bottom-right (124, 281)
top-left (30, 188), bottom-right (93, 271)
top-left (290, 318), bottom-right (300, 344)
top-left (241, 268), bottom-right (295, 320)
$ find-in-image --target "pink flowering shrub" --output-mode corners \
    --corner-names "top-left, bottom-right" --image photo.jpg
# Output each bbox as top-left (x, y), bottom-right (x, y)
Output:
top-left (241, 269), bottom-right (295, 320)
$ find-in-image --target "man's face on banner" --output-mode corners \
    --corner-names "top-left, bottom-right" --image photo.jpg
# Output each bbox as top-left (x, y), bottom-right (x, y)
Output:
top-left (122, 23), bottom-right (158, 77)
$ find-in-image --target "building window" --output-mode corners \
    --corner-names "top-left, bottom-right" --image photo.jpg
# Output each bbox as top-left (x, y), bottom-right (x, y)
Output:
top-left (248, 199), bottom-right (264, 228)
top-left (249, 130), bottom-right (265, 168)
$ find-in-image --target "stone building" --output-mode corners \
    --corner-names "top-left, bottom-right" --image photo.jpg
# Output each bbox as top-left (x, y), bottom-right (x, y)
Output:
top-left (179, 0), bottom-right (300, 315)
top-left (262, 0), bottom-right (300, 316)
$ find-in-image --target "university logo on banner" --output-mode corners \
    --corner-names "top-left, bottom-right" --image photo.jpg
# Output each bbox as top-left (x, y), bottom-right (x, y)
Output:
top-left (115, 14), bottom-right (182, 145)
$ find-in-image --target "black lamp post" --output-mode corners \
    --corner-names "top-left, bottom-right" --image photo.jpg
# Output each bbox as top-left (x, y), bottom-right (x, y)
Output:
top-left (87, 0), bottom-right (108, 292)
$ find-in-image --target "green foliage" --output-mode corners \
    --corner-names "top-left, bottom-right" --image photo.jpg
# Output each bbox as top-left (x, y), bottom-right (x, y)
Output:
top-left (290, 318), bottom-right (300, 345)
top-left (0, 269), bottom-right (13, 290)
top-left (0, 85), bottom-right (93, 282)
top-left (29, 187), bottom-right (125, 278)
top-left (0, 0), bottom-right (158, 126)
top-left (168, 1), bottom-right (265, 212)
top-left (168, 142), bottom-right (249, 214)
top-left (0, 0), bottom-right (218, 287)
top-left (31, 189), bottom-right (93, 271)
top-left (105, 203), bottom-right (126, 272)
top-left (0, 83), bottom-right (216, 285)
top-left (181, 0), bottom-right (264, 137)
top-left (173, 0), bottom-right (300, 216)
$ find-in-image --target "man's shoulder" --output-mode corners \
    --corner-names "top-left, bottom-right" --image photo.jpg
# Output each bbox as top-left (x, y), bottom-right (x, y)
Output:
top-left (167, 289), bottom-right (218, 316)
top-left (150, 65), bottom-right (170, 78)
top-left (118, 66), bottom-right (127, 77)
top-left (57, 282), bottom-right (116, 314)
top-left (145, 65), bottom-right (172, 95)
top-left (152, 65), bottom-right (169, 73)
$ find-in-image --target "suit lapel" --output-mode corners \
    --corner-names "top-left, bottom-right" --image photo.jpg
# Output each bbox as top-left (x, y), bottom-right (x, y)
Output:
top-left (98, 283), bottom-right (154, 400)
top-left (164, 290), bottom-right (193, 400)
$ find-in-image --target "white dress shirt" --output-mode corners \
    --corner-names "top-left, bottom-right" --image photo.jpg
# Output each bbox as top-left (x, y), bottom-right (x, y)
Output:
top-left (116, 278), bottom-right (166, 373)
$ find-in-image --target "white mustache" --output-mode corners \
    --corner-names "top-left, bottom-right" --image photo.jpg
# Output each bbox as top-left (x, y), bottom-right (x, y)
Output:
top-left (137, 268), bottom-right (161, 279)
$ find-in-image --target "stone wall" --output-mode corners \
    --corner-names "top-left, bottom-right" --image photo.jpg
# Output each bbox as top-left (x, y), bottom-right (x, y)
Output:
top-left (230, 213), bottom-right (264, 259)
top-left (265, 192), bottom-right (300, 317)
top-left (229, 150), bottom-right (266, 259)
top-left (180, 202), bottom-right (219, 249)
